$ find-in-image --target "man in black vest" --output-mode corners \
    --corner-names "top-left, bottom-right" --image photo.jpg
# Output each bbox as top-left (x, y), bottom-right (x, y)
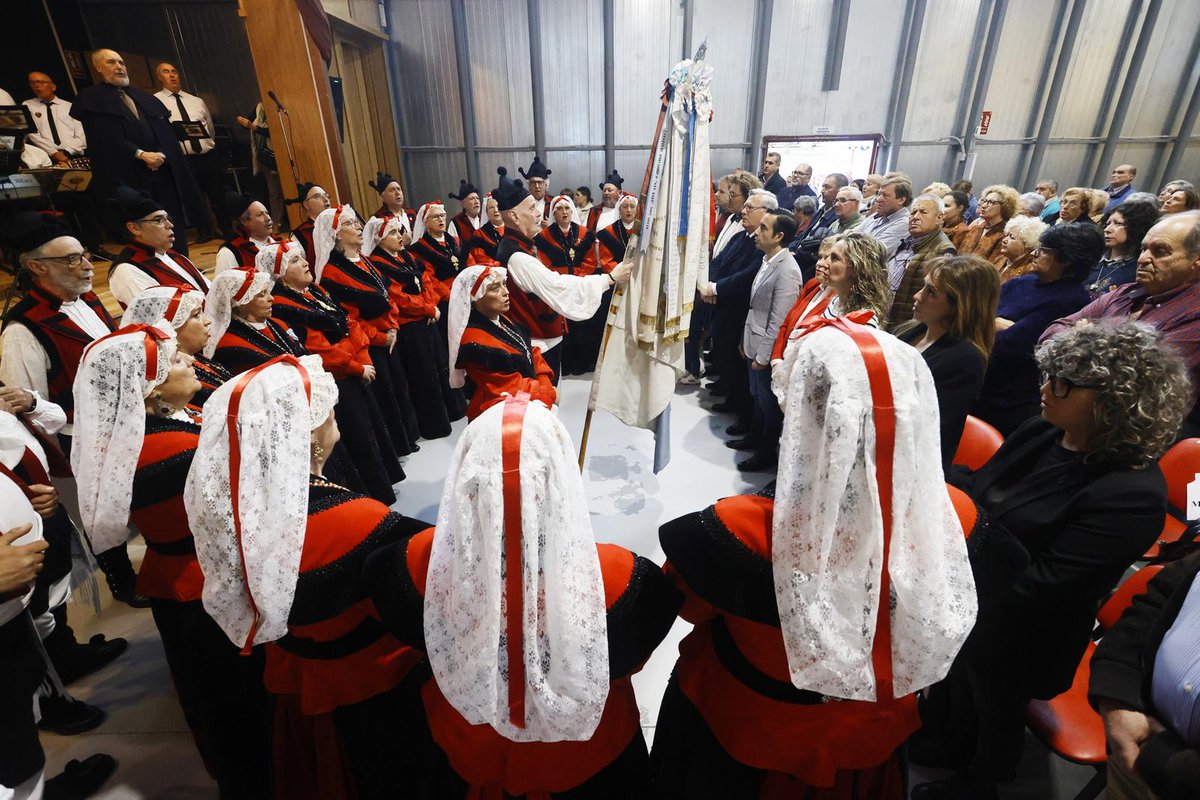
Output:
top-left (70, 49), bottom-right (205, 258)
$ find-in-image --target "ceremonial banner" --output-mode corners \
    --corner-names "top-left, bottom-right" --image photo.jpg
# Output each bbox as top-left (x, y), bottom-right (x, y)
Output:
top-left (587, 57), bottom-right (712, 472)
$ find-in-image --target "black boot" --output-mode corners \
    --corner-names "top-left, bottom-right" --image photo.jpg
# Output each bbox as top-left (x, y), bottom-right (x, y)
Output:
top-left (37, 693), bottom-right (107, 735)
top-left (93, 545), bottom-right (150, 608)
top-left (43, 606), bottom-right (128, 686)
top-left (44, 754), bottom-right (117, 799)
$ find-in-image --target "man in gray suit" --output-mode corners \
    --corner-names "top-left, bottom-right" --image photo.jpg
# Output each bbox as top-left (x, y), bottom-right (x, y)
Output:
top-left (733, 209), bottom-right (803, 471)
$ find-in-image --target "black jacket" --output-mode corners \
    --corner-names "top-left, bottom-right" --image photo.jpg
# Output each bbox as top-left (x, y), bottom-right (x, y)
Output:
top-left (950, 418), bottom-right (1166, 697)
top-left (898, 326), bottom-right (986, 471)
top-left (1089, 553), bottom-right (1200, 800)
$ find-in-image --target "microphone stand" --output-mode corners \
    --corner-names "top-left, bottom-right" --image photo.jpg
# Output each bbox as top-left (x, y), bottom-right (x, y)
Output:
top-left (271, 96), bottom-right (301, 208)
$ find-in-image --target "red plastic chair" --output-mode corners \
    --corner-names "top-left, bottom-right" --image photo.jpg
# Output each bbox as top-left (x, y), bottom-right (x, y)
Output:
top-left (1026, 565), bottom-right (1164, 800)
top-left (952, 416), bottom-right (1004, 471)
top-left (1144, 438), bottom-right (1200, 559)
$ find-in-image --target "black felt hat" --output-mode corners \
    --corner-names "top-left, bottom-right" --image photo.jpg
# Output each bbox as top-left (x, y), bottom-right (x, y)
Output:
top-left (221, 191), bottom-right (256, 222)
top-left (493, 167), bottom-right (530, 212)
top-left (110, 185), bottom-right (163, 222)
top-left (518, 157), bottom-right (551, 181)
top-left (600, 170), bottom-right (624, 191)
top-left (448, 179), bottom-right (480, 201)
top-left (296, 182), bottom-right (319, 201)
top-left (369, 171), bottom-right (399, 194)
top-left (3, 211), bottom-right (73, 255)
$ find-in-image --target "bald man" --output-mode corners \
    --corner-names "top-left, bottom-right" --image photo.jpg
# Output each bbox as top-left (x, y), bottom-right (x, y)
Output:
top-left (70, 49), bottom-right (205, 257)
top-left (154, 62), bottom-right (220, 241)
top-left (22, 72), bottom-right (86, 164)
top-left (1104, 163), bottom-right (1138, 212)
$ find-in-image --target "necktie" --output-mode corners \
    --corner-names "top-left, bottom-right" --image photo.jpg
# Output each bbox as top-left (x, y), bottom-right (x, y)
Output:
top-left (117, 89), bottom-right (139, 120)
top-left (173, 93), bottom-right (200, 153)
top-left (43, 101), bottom-right (61, 146)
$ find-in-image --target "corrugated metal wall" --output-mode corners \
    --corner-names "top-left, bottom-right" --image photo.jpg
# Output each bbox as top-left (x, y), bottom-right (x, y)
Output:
top-left (388, 0), bottom-right (1200, 204)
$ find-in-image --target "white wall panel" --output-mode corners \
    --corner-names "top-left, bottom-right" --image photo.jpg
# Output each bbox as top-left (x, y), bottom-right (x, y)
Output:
top-left (1049, 0), bottom-right (1136, 139)
top-left (465, 0), bottom-right (533, 148)
top-left (690, 0), bottom-right (756, 147)
top-left (970, 0), bottom-right (1054, 140)
top-left (761, 0), bottom-right (833, 139)
top-left (390, 0), bottom-right (463, 149)
top-left (903, 0), bottom-right (981, 141)
top-left (613, 0), bottom-right (683, 147)
top-left (540, 0), bottom-right (605, 148)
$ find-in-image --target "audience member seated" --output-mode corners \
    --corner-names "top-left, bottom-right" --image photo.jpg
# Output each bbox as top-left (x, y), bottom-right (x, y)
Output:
top-left (1160, 180), bottom-right (1200, 215)
top-left (1042, 210), bottom-right (1200, 436)
top-left (1087, 188), bottom-right (1111, 224)
top-left (791, 195), bottom-right (816, 233)
top-left (1055, 187), bottom-right (1093, 226)
top-left (860, 173), bottom-right (883, 211)
top-left (108, 186), bottom-right (209, 307)
top-left (1035, 179), bottom-right (1061, 222)
top-left (789, 173), bottom-right (846, 280)
top-left (897, 255), bottom-right (999, 469)
top-left (998, 214), bottom-right (1047, 284)
top-left (1103, 163), bottom-right (1138, 212)
top-left (923, 181), bottom-right (952, 198)
top-left (777, 162), bottom-right (815, 211)
top-left (886, 193), bottom-right (956, 329)
top-left (859, 175), bottom-right (912, 259)
top-left (953, 179), bottom-right (978, 222)
top-left (1090, 551), bottom-right (1200, 800)
top-left (942, 190), bottom-right (972, 251)
top-left (1087, 198), bottom-right (1158, 298)
top-left (960, 184), bottom-right (1019, 269)
top-left (1017, 192), bottom-right (1045, 218)
top-left (652, 315), bottom-right (976, 798)
top-left (830, 185), bottom-right (864, 233)
top-left (971, 222), bottom-right (1102, 435)
top-left (758, 151), bottom-right (786, 197)
top-left (912, 321), bottom-right (1190, 800)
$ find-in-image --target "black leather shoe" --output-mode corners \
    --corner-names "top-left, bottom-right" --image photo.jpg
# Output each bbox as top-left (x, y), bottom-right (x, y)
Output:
top-left (725, 437), bottom-right (760, 451)
top-left (44, 753), bottom-right (118, 800)
top-left (53, 634), bottom-right (129, 686)
top-left (737, 453), bottom-right (777, 472)
top-left (712, 402), bottom-right (736, 414)
top-left (707, 383), bottom-right (728, 397)
top-left (725, 421), bottom-right (751, 436)
top-left (37, 695), bottom-right (107, 735)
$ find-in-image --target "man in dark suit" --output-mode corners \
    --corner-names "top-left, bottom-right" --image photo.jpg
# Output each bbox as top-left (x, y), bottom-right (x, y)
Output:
top-left (70, 49), bottom-right (205, 257)
top-left (758, 151), bottom-right (786, 198)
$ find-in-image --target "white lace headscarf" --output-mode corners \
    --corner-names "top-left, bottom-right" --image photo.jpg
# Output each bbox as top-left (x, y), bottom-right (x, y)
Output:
top-left (447, 265), bottom-right (508, 389)
top-left (773, 322), bottom-right (976, 702)
top-left (427, 395), bottom-right (609, 742)
top-left (412, 201), bottom-right (446, 243)
top-left (617, 192), bottom-right (638, 228)
top-left (185, 354), bottom-right (338, 651)
top-left (362, 214), bottom-right (404, 258)
top-left (549, 194), bottom-right (581, 227)
top-left (124, 285), bottom-right (205, 330)
top-left (313, 204), bottom-right (356, 282)
top-left (255, 240), bottom-right (301, 281)
top-left (70, 321), bottom-right (179, 553)
top-left (204, 269), bottom-right (274, 358)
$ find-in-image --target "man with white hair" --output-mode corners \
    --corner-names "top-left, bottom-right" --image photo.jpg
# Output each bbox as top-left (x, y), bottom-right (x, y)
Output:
top-left (1018, 192), bottom-right (1046, 218)
top-left (886, 193), bottom-right (956, 328)
top-left (70, 49), bottom-right (205, 257)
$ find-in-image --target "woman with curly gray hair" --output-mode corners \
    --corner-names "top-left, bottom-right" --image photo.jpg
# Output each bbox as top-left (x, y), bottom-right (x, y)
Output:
top-left (911, 321), bottom-right (1189, 800)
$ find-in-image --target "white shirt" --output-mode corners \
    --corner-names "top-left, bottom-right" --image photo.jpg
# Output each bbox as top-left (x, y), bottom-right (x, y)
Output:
top-left (0, 299), bottom-right (111, 436)
top-left (594, 205), bottom-right (619, 233)
top-left (214, 236), bottom-right (275, 274)
top-left (22, 96), bottom-right (87, 157)
top-left (505, 250), bottom-right (613, 353)
top-left (0, 474), bottom-right (45, 625)
top-left (155, 88), bottom-right (215, 155)
top-left (109, 252), bottom-right (206, 307)
top-left (712, 214), bottom-right (743, 258)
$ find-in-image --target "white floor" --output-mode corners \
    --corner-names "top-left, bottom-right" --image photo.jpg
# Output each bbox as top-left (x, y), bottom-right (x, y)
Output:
top-left (45, 375), bottom-right (1100, 798)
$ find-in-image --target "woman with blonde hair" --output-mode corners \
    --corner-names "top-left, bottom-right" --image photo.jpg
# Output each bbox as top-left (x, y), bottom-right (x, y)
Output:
top-left (1086, 189), bottom-right (1110, 224)
top-left (923, 181), bottom-right (952, 198)
top-left (998, 215), bottom-right (1048, 283)
top-left (898, 255), bottom-right (1000, 467)
top-left (961, 184), bottom-right (1020, 268)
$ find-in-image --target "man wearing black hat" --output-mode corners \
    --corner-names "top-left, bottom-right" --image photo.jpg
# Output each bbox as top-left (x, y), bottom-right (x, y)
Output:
top-left (587, 169), bottom-right (625, 233)
top-left (290, 182), bottom-right (331, 265)
top-left (108, 187), bottom-right (210, 308)
top-left (492, 167), bottom-right (632, 381)
top-left (70, 49), bottom-right (205, 258)
top-left (447, 179), bottom-right (483, 244)
top-left (214, 191), bottom-right (276, 273)
top-left (519, 156), bottom-right (554, 228)
top-left (370, 171), bottom-right (414, 237)
top-left (0, 213), bottom-right (152, 611)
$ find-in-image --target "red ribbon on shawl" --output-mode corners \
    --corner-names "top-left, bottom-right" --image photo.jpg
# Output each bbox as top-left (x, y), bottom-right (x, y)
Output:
top-left (470, 265), bottom-right (497, 297)
top-left (273, 241), bottom-right (291, 277)
top-left (788, 308), bottom-right (874, 342)
top-left (231, 269), bottom-right (258, 303)
top-left (225, 354), bottom-right (311, 655)
top-left (500, 392), bottom-right (532, 727)
top-left (162, 286), bottom-right (191, 326)
top-left (794, 316), bottom-right (897, 700)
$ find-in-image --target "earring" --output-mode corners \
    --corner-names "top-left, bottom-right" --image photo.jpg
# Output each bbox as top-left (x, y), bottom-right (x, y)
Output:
top-left (311, 441), bottom-right (326, 464)
top-left (150, 390), bottom-right (174, 417)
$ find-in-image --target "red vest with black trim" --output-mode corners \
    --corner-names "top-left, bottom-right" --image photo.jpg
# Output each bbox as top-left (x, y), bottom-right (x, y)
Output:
top-left (221, 234), bottom-right (264, 270)
top-left (374, 205), bottom-right (416, 225)
top-left (586, 206), bottom-right (604, 233)
top-left (535, 223), bottom-right (595, 277)
top-left (131, 415), bottom-right (205, 602)
top-left (593, 221), bottom-right (631, 274)
top-left (409, 232), bottom-right (462, 302)
top-left (292, 218), bottom-right (316, 266)
top-left (450, 210), bottom-right (479, 246)
top-left (263, 478), bottom-right (427, 715)
top-left (457, 310), bottom-right (556, 419)
top-left (497, 229), bottom-right (566, 340)
top-left (212, 317), bottom-right (307, 376)
top-left (466, 223), bottom-right (503, 267)
top-left (368, 250), bottom-right (438, 326)
top-left (365, 526), bottom-right (683, 796)
top-left (115, 241), bottom-right (209, 295)
top-left (659, 489), bottom-right (978, 786)
top-left (4, 285), bottom-right (117, 421)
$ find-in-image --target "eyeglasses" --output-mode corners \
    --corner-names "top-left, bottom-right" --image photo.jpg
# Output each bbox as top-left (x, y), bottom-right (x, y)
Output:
top-left (137, 214), bottom-right (171, 226)
top-left (36, 251), bottom-right (91, 268)
top-left (834, 197), bottom-right (856, 204)
top-left (1033, 246), bottom-right (1057, 256)
top-left (978, 198), bottom-right (999, 207)
top-left (1041, 372), bottom-right (1100, 398)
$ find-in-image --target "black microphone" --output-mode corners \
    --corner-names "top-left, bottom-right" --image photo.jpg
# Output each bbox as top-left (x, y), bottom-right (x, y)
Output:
top-left (268, 90), bottom-right (286, 112)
